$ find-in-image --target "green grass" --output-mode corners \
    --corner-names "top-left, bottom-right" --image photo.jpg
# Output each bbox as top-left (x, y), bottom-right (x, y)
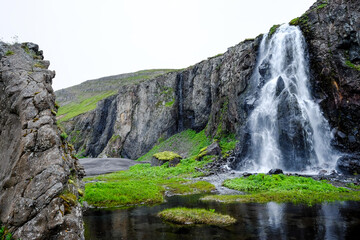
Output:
top-left (5, 50), bottom-right (14, 56)
top-left (137, 129), bottom-right (212, 162)
top-left (57, 90), bottom-right (117, 122)
top-left (217, 133), bottom-right (237, 156)
top-left (158, 207), bottom-right (236, 226)
top-left (345, 60), bottom-right (360, 71)
top-left (83, 158), bottom-right (214, 207)
top-left (209, 174), bottom-right (360, 205)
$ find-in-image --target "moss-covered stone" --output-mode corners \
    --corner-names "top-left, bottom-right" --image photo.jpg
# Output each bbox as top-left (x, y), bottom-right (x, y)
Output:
top-left (151, 151), bottom-right (182, 167)
top-left (153, 151), bottom-right (181, 160)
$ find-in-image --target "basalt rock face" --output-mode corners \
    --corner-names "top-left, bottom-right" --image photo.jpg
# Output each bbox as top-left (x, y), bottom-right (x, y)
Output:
top-left (63, 38), bottom-right (260, 159)
top-left (0, 43), bottom-right (84, 239)
top-left (61, 0), bottom-right (360, 173)
top-left (296, 0), bottom-right (360, 153)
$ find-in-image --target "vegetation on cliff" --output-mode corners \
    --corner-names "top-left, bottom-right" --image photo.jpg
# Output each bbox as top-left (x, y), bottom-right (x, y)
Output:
top-left (56, 69), bottom-right (176, 123)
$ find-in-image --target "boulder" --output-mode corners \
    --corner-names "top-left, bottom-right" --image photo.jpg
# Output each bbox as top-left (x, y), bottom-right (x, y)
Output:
top-left (337, 155), bottom-right (360, 175)
top-left (196, 142), bottom-right (221, 161)
top-left (268, 169), bottom-right (284, 175)
top-left (151, 151), bottom-right (182, 167)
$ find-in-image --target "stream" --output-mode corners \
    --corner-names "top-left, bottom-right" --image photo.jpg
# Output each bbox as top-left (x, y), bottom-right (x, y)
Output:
top-left (84, 194), bottom-right (360, 240)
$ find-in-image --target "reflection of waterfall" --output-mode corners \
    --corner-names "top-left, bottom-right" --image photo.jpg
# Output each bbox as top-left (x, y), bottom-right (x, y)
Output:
top-left (256, 202), bottom-right (286, 240)
top-left (237, 24), bottom-right (337, 172)
top-left (319, 203), bottom-right (346, 240)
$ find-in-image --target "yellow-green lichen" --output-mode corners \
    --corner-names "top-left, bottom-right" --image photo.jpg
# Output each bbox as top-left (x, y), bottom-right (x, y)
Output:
top-left (153, 151), bottom-right (181, 161)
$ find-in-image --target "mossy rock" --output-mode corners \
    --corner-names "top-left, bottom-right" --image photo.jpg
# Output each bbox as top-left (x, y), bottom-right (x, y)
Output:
top-left (158, 207), bottom-right (236, 226)
top-left (151, 151), bottom-right (182, 167)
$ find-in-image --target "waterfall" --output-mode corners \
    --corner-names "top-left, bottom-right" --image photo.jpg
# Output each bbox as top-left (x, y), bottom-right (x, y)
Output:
top-left (238, 24), bottom-right (338, 172)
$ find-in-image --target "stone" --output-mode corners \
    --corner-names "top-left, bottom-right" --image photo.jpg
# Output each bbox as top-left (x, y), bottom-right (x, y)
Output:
top-left (151, 151), bottom-right (182, 167)
top-left (337, 155), bottom-right (360, 175)
top-left (268, 169), bottom-right (284, 175)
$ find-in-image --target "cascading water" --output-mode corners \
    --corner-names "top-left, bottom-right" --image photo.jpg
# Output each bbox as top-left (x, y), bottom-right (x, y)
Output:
top-left (237, 24), bottom-right (338, 172)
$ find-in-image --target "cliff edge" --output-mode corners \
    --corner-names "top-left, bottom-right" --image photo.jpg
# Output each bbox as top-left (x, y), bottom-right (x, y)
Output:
top-left (0, 42), bottom-right (84, 239)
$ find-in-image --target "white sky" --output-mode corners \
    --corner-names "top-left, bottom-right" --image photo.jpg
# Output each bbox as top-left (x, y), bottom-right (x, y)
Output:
top-left (0, 0), bottom-right (316, 91)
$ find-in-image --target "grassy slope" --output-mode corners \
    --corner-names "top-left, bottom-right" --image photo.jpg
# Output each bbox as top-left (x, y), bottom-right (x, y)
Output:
top-left (82, 129), bottom-right (219, 207)
top-left (56, 69), bottom-right (176, 123)
top-left (202, 174), bottom-right (360, 205)
top-left (137, 129), bottom-right (212, 162)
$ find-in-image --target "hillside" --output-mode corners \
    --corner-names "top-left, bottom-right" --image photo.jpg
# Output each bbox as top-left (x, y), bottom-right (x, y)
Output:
top-left (55, 69), bottom-right (177, 122)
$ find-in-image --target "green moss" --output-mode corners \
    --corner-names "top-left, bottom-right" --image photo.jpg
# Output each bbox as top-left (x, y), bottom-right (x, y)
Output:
top-left (317, 3), bottom-right (328, 9)
top-left (59, 191), bottom-right (77, 206)
top-left (158, 207), bottom-right (236, 226)
top-left (166, 181), bottom-right (215, 194)
top-left (345, 60), bottom-right (360, 71)
top-left (153, 151), bottom-right (181, 160)
top-left (289, 17), bottom-right (299, 26)
top-left (5, 50), bottom-right (14, 56)
top-left (165, 98), bottom-right (175, 107)
top-left (57, 90), bottom-right (117, 123)
top-left (60, 131), bottom-right (68, 140)
top-left (33, 62), bottom-right (46, 69)
top-left (269, 24), bottom-right (280, 37)
top-left (217, 174), bottom-right (360, 205)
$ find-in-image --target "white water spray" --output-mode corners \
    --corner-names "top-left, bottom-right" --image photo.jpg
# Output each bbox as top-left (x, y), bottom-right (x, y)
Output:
top-left (241, 24), bottom-right (338, 172)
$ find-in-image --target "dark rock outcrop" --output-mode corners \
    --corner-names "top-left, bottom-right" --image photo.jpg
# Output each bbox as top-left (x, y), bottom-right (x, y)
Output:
top-left (337, 155), bottom-right (360, 175)
top-left (295, 0), bottom-right (360, 152)
top-left (62, 37), bottom-right (260, 160)
top-left (268, 169), bottom-right (284, 175)
top-left (0, 42), bottom-right (84, 239)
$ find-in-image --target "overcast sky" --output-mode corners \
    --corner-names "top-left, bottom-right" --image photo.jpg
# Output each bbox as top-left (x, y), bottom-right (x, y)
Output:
top-left (1, 0), bottom-right (316, 91)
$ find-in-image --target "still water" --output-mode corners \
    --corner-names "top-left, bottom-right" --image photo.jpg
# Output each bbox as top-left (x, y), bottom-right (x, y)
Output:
top-left (84, 194), bottom-right (360, 240)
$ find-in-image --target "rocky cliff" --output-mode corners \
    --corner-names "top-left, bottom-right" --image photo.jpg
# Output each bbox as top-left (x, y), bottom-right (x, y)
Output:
top-left (59, 0), bottom-right (359, 173)
top-left (0, 43), bottom-right (84, 239)
top-left (61, 37), bottom-right (260, 159)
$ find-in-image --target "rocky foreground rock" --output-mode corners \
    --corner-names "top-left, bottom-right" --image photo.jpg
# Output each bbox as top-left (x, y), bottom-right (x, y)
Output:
top-left (0, 43), bottom-right (84, 239)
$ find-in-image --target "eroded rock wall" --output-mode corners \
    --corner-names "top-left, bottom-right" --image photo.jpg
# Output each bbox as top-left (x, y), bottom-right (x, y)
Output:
top-left (63, 37), bottom-right (260, 159)
top-left (297, 0), bottom-right (360, 152)
top-left (0, 42), bottom-right (84, 239)
top-left (64, 0), bottom-right (359, 171)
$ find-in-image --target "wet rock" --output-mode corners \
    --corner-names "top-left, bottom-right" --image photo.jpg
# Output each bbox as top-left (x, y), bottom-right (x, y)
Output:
top-left (243, 172), bottom-right (253, 177)
top-left (337, 155), bottom-right (360, 175)
top-left (268, 169), bottom-right (284, 175)
top-left (318, 170), bottom-right (328, 175)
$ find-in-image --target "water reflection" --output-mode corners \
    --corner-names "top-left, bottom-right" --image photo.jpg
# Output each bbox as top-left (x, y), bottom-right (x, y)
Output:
top-left (84, 195), bottom-right (360, 240)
